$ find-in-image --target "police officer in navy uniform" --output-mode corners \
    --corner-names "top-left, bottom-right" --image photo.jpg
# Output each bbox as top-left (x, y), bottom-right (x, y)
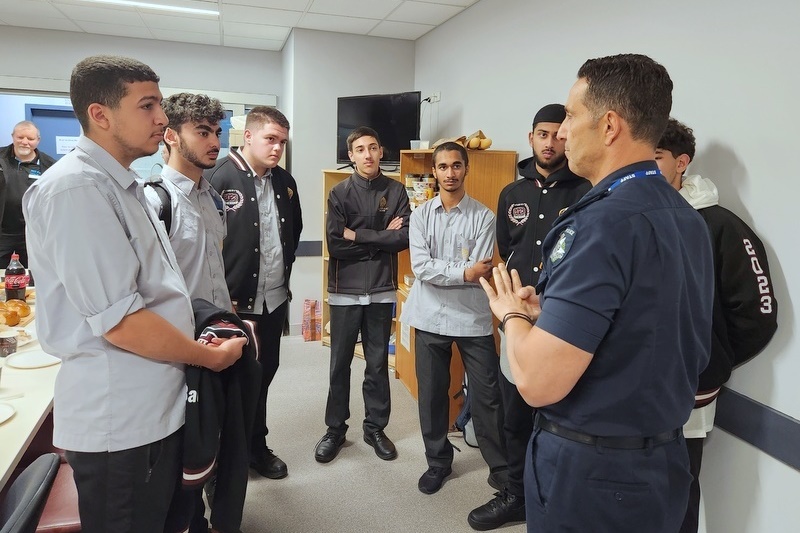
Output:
top-left (480, 54), bottom-right (715, 532)
top-left (468, 104), bottom-right (590, 531)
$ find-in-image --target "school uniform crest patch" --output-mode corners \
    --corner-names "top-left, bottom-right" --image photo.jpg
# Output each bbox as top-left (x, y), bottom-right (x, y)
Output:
top-left (287, 187), bottom-right (294, 199)
top-left (550, 227), bottom-right (576, 266)
top-left (507, 203), bottom-right (530, 226)
top-left (378, 196), bottom-right (388, 212)
top-left (221, 189), bottom-right (244, 212)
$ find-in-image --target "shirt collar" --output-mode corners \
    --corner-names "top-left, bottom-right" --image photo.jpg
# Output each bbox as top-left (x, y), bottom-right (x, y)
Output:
top-left (432, 192), bottom-right (470, 212)
top-left (236, 147), bottom-right (271, 179)
top-left (76, 136), bottom-right (139, 189)
top-left (161, 165), bottom-right (210, 196)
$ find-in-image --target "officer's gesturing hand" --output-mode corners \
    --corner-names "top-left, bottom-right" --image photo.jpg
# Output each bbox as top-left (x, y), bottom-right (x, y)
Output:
top-left (479, 262), bottom-right (540, 325)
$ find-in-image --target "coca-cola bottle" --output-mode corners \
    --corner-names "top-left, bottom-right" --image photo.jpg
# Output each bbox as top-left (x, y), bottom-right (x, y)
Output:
top-left (4, 253), bottom-right (28, 302)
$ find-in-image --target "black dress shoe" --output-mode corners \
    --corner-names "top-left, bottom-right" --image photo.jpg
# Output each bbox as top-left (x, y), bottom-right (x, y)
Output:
top-left (418, 466), bottom-right (452, 494)
top-left (249, 448), bottom-right (288, 479)
top-left (314, 432), bottom-right (345, 463)
top-left (363, 430), bottom-right (398, 460)
top-left (467, 489), bottom-right (526, 531)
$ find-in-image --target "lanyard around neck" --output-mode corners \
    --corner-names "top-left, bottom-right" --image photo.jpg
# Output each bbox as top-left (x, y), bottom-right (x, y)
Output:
top-left (607, 169), bottom-right (662, 192)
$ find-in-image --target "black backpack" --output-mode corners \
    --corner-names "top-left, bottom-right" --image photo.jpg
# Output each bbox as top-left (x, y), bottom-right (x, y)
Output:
top-left (146, 175), bottom-right (224, 234)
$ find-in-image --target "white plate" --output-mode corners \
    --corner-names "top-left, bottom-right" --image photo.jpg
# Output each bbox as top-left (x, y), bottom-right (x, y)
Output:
top-left (5, 350), bottom-right (60, 369)
top-left (15, 327), bottom-right (37, 348)
top-left (0, 402), bottom-right (15, 425)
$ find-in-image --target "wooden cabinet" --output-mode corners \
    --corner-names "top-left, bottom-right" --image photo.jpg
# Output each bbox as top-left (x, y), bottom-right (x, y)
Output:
top-left (395, 149), bottom-right (517, 425)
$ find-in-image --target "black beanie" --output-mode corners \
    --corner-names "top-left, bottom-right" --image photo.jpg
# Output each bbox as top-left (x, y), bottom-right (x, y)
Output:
top-left (532, 103), bottom-right (566, 128)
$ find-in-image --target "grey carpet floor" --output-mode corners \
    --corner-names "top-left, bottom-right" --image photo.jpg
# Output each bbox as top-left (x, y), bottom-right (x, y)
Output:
top-left (237, 336), bottom-right (527, 533)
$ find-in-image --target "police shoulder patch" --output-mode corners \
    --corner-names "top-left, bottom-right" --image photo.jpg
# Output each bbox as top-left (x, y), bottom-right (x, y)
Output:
top-left (549, 226), bottom-right (576, 266)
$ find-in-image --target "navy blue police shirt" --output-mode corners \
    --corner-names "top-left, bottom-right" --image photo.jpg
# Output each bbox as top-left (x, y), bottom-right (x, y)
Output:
top-left (535, 161), bottom-right (714, 437)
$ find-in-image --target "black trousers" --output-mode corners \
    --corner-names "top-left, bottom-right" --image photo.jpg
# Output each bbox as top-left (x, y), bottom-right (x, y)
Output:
top-left (65, 429), bottom-right (182, 533)
top-left (500, 371), bottom-right (534, 498)
top-left (325, 303), bottom-right (393, 435)
top-left (240, 300), bottom-right (287, 455)
top-left (679, 437), bottom-right (704, 533)
top-left (415, 330), bottom-right (506, 471)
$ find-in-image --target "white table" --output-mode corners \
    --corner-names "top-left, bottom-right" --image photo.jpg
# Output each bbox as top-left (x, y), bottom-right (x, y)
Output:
top-left (0, 318), bottom-right (59, 492)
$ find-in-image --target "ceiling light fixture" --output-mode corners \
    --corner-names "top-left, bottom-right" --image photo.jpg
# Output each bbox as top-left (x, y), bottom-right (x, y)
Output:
top-left (74, 0), bottom-right (219, 17)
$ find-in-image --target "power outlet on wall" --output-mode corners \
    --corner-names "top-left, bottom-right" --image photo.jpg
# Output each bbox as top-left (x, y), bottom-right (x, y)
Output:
top-left (431, 91), bottom-right (441, 103)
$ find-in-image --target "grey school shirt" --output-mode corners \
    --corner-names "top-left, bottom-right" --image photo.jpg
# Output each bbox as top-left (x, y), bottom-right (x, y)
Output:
top-left (145, 165), bottom-right (232, 310)
top-left (22, 136), bottom-right (193, 453)
top-left (400, 193), bottom-right (496, 337)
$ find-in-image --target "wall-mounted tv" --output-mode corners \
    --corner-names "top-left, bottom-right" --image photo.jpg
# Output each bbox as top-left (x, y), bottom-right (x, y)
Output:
top-left (336, 91), bottom-right (421, 166)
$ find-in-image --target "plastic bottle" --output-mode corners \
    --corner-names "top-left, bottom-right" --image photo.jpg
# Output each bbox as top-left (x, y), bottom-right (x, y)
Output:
top-left (4, 253), bottom-right (28, 301)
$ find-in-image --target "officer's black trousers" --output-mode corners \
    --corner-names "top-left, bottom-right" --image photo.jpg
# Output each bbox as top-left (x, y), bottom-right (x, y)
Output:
top-left (524, 428), bottom-right (691, 533)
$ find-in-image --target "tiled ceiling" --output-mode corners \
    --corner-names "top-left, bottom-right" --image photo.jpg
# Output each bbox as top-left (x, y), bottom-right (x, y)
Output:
top-left (0, 0), bottom-right (479, 51)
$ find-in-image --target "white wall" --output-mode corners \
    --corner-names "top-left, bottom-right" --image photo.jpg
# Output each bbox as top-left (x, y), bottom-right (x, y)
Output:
top-left (281, 28), bottom-right (415, 327)
top-left (415, 1), bottom-right (798, 532)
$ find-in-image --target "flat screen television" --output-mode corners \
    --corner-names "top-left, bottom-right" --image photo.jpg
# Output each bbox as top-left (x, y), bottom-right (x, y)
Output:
top-left (336, 91), bottom-right (421, 166)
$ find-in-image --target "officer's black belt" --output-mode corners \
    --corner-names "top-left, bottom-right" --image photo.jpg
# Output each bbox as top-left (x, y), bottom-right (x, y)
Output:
top-left (534, 414), bottom-right (681, 450)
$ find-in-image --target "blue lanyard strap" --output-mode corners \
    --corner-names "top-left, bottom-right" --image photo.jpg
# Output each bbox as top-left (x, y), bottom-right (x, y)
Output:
top-left (607, 169), bottom-right (662, 192)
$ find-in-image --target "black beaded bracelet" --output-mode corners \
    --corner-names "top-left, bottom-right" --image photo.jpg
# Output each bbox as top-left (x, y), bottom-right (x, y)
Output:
top-left (501, 312), bottom-right (535, 330)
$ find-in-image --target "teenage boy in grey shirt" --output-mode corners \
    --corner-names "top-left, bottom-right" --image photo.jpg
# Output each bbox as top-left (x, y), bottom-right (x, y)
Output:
top-left (401, 142), bottom-right (507, 496)
top-left (23, 55), bottom-right (244, 533)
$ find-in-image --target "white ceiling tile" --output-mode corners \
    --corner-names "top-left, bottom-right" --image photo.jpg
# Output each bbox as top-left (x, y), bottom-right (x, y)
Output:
top-left (410, 0), bottom-right (477, 6)
top-left (54, 4), bottom-right (143, 25)
top-left (297, 12), bottom-right (378, 35)
top-left (223, 35), bottom-right (286, 51)
top-left (221, 5), bottom-right (302, 26)
top-left (308, 0), bottom-right (401, 19)
top-left (0, 15), bottom-right (82, 32)
top-left (369, 20), bottom-right (434, 40)
top-left (141, 12), bottom-right (220, 32)
top-left (72, 20), bottom-right (154, 38)
top-left (222, 0), bottom-right (309, 11)
top-left (388, 0), bottom-right (462, 25)
top-left (223, 21), bottom-right (290, 40)
top-left (0, 0), bottom-right (65, 17)
top-left (0, 0), bottom-right (471, 51)
top-left (149, 29), bottom-right (221, 46)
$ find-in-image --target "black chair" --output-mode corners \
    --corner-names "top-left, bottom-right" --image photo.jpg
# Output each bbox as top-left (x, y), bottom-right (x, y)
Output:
top-left (0, 453), bottom-right (60, 533)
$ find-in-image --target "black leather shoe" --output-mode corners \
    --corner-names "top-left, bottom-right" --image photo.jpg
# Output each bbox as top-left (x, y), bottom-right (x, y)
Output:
top-left (418, 466), bottom-right (452, 494)
top-left (249, 448), bottom-right (288, 479)
top-left (314, 432), bottom-right (346, 463)
top-left (467, 490), bottom-right (526, 531)
top-left (363, 430), bottom-right (398, 460)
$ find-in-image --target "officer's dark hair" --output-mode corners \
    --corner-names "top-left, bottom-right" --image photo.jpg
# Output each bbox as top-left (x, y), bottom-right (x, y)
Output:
top-left (162, 93), bottom-right (225, 132)
top-left (432, 141), bottom-right (469, 167)
top-left (577, 53), bottom-right (673, 147)
top-left (245, 106), bottom-right (290, 131)
top-left (657, 118), bottom-right (696, 162)
top-left (346, 126), bottom-right (382, 152)
top-left (70, 55), bottom-right (160, 132)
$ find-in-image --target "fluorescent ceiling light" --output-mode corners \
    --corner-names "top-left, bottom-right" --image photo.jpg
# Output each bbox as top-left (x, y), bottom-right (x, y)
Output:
top-left (75, 0), bottom-right (219, 16)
